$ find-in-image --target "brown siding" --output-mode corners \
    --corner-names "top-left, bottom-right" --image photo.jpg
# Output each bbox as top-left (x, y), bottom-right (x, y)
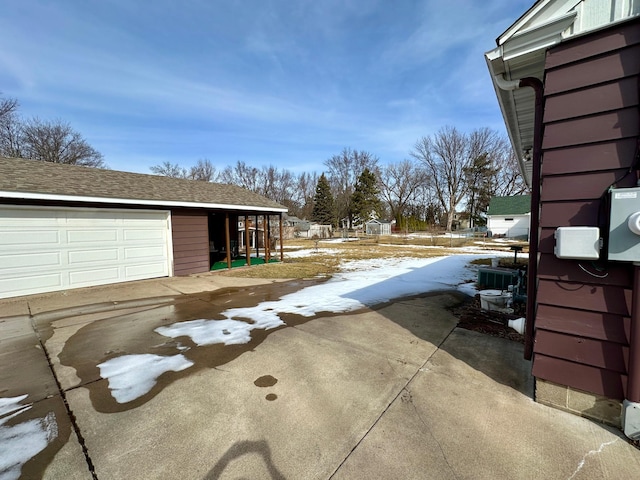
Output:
top-left (171, 209), bottom-right (209, 276)
top-left (533, 17), bottom-right (640, 400)
top-left (541, 138), bottom-right (638, 175)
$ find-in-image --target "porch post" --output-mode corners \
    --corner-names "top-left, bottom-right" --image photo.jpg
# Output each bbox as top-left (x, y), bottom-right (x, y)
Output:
top-left (245, 215), bottom-right (251, 266)
top-left (225, 213), bottom-right (231, 269)
top-left (279, 213), bottom-right (284, 261)
top-left (255, 215), bottom-right (260, 260)
top-left (264, 215), bottom-right (270, 262)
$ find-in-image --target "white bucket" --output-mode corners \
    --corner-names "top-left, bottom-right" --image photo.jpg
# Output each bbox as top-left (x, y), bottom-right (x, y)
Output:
top-left (491, 258), bottom-right (500, 268)
top-left (479, 289), bottom-right (512, 312)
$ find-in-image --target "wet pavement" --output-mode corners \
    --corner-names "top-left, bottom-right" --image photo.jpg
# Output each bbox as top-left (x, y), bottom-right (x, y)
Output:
top-left (1, 274), bottom-right (640, 479)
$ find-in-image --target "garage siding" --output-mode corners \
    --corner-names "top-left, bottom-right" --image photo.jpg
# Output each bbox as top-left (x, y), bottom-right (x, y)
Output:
top-left (171, 210), bottom-right (210, 276)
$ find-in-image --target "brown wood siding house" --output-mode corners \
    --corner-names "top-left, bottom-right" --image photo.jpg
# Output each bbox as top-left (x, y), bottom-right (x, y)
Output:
top-left (171, 210), bottom-right (210, 276)
top-left (535, 18), bottom-right (639, 400)
top-left (0, 157), bottom-right (287, 298)
top-left (486, 1), bottom-right (640, 433)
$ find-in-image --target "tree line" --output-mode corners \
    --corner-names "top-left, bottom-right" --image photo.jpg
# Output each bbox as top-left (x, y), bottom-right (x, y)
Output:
top-left (1, 94), bottom-right (526, 230)
top-left (0, 96), bottom-right (106, 168)
top-left (152, 128), bottom-right (527, 231)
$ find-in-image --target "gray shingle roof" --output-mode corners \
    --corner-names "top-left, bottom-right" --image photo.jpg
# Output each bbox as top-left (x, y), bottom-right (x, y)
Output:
top-left (0, 157), bottom-right (287, 212)
top-left (487, 195), bottom-right (531, 216)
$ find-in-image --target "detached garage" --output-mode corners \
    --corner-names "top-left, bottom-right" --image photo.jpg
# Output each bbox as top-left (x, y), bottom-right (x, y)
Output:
top-left (0, 157), bottom-right (287, 299)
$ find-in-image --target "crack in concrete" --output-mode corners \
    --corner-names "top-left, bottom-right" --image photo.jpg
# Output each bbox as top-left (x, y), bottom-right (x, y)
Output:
top-left (567, 438), bottom-right (619, 480)
top-left (29, 303), bottom-right (99, 480)
top-left (404, 386), bottom-right (460, 480)
top-left (328, 325), bottom-right (458, 478)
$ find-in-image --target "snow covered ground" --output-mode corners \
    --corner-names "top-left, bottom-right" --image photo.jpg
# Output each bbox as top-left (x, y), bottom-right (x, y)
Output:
top-left (0, 395), bottom-right (57, 480)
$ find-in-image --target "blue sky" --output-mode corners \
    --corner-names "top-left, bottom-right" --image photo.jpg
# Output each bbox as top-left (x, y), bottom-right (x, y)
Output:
top-left (0, 0), bottom-right (533, 175)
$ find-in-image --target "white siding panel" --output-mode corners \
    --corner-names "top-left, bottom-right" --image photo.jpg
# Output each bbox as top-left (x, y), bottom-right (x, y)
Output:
top-left (0, 206), bottom-right (171, 298)
top-left (488, 214), bottom-right (531, 238)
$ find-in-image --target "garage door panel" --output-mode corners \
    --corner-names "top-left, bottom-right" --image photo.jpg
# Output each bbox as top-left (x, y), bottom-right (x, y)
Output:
top-left (69, 267), bottom-right (121, 285)
top-left (0, 252), bottom-right (62, 269)
top-left (0, 206), bottom-right (171, 298)
top-left (68, 249), bottom-right (120, 264)
top-left (0, 273), bottom-right (63, 296)
top-left (67, 230), bottom-right (119, 243)
top-left (125, 263), bottom-right (168, 278)
top-left (124, 246), bottom-right (165, 259)
top-left (1, 230), bottom-right (60, 246)
top-left (123, 229), bottom-right (165, 241)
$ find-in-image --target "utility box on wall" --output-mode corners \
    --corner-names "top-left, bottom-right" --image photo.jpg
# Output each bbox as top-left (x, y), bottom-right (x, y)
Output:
top-left (608, 187), bottom-right (640, 262)
top-left (554, 227), bottom-right (600, 260)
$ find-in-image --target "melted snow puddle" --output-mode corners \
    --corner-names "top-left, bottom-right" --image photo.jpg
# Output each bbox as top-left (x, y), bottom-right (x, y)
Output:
top-left (0, 395), bottom-right (58, 480)
top-left (98, 255), bottom-right (491, 404)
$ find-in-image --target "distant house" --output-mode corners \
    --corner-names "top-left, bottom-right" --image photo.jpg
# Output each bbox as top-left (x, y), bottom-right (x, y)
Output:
top-left (485, 0), bottom-right (640, 435)
top-left (365, 219), bottom-right (392, 236)
top-left (282, 215), bottom-right (311, 239)
top-left (0, 157), bottom-right (287, 299)
top-left (486, 196), bottom-right (531, 239)
top-left (452, 212), bottom-right (470, 231)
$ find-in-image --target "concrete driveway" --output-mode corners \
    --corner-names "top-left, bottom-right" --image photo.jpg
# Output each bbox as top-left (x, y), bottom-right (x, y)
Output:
top-left (1, 273), bottom-right (639, 479)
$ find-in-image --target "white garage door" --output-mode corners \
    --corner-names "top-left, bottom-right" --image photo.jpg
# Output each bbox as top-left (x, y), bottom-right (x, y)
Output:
top-left (0, 206), bottom-right (172, 299)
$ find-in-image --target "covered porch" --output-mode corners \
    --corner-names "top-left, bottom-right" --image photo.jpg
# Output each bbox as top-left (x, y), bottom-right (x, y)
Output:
top-left (208, 211), bottom-right (284, 270)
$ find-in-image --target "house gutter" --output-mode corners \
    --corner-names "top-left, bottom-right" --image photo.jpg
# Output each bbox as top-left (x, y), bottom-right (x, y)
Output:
top-left (0, 190), bottom-right (288, 213)
top-left (494, 74), bottom-right (543, 360)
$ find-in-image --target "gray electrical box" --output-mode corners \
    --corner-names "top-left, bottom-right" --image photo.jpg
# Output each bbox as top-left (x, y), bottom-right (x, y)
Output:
top-left (608, 187), bottom-right (640, 262)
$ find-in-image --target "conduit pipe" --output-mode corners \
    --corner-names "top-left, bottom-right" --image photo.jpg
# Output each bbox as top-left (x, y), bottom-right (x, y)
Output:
top-left (494, 74), bottom-right (544, 360)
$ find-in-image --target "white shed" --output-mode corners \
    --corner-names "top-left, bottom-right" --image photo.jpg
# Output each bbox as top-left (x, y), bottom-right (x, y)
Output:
top-left (486, 195), bottom-right (531, 239)
top-left (365, 219), bottom-right (392, 236)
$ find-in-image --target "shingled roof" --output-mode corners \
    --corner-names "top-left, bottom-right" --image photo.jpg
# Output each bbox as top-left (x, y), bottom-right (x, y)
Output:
top-left (487, 195), bottom-right (531, 216)
top-left (0, 157), bottom-right (287, 212)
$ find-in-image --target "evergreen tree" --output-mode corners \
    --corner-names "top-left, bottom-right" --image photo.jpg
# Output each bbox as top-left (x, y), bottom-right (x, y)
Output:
top-left (463, 153), bottom-right (497, 227)
top-left (351, 168), bottom-right (382, 225)
top-left (312, 174), bottom-right (335, 225)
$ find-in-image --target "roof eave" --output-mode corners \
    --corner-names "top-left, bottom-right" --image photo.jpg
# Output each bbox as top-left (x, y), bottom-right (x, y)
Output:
top-left (485, 10), bottom-right (577, 187)
top-left (0, 191), bottom-right (288, 214)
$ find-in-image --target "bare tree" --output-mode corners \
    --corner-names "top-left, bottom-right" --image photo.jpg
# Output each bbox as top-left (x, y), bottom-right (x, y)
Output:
top-left (150, 161), bottom-right (188, 178)
top-left (219, 161), bottom-right (260, 191)
top-left (289, 171), bottom-right (318, 220)
top-left (411, 126), bottom-right (470, 231)
top-left (188, 158), bottom-right (218, 182)
top-left (0, 96), bottom-right (18, 120)
top-left (0, 97), bottom-right (22, 158)
top-left (378, 160), bottom-right (428, 224)
top-left (20, 118), bottom-right (106, 167)
top-left (492, 146), bottom-right (528, 196)
top-left (324, 148), bottom-right (379, 228)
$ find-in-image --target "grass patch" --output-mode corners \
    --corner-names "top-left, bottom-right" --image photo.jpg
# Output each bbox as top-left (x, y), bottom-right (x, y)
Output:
top-left (216, 260), bottom-right (333, 279)
top-left (215, 235), bottom-right (528, 280)
top-left (470, 258), bottom-right (493, 265)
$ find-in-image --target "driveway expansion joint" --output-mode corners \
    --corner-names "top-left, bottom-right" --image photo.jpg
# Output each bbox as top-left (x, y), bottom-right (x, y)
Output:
top-left (30, 313), bottom-right (99, 480)
top-left (329, 323), bottom-right (458, 479)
